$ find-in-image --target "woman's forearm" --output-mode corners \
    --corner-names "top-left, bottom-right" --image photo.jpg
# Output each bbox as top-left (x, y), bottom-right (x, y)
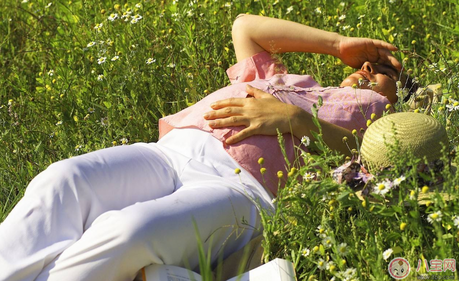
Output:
top-left (232, 14), bottom-right (343, 61)
top-left (290, 105), bottom-right (358, 155)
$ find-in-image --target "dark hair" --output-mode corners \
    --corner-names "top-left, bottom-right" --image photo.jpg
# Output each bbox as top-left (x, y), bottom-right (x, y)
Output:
top-left (401, 73), bottom-right (419, 102)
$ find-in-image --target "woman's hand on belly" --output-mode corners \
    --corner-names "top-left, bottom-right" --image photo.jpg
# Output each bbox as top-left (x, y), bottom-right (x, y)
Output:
top-left (203, 85), bottom-right (301, 144)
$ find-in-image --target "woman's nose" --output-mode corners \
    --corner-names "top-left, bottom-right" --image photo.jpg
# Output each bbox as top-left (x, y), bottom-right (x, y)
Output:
top-left (361, 61), bottom-right (374, 73)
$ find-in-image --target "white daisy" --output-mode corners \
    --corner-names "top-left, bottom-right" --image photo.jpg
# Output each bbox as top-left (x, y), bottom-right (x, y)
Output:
top-left (303, 172), bottom-right (314, 182)
top-left (427, 211), bottom-right (442, 224)
top-left (393, 175), bottom-right (406, 186)
top-left (301, 248), bottom-right (310, 257)
top-left (383, 248), bottom-right (393, 261)
top-left (373, 180), bottom-right (391, 196)
top-left (146, 58), bottom-right (156, 65)
top-left (316, 225), bottom-right (326, 236)
top-left (108, 13), bottom-right (119, 21)
top-left (130, 14), bottom-right (143, 24)
top-left (322, 236), bottom-right (332, 248)
top-left (343, 268), bottom-right (357, 279)
top-left (453, 215), bottom-right (459, 228)
top-left (337, 243), bottom-right (348, 256)
top-left (326, 261), bottom-right (336, 271)
top-left (446, 100), bottom-right (459, 111)
top-left (301, 135), bottom-right (310, 146)
top-left (97, 57), bottom-right (106, 64)
top-left (317, 258), bottom-right (327, 270)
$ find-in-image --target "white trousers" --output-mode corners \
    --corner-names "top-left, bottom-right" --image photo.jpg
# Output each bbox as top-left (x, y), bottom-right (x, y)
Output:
top-left (0, 129), bottom-right (273, 281)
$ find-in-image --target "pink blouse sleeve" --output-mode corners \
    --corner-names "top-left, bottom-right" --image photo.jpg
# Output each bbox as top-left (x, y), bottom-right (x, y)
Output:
top-left (226, 51), bottom-right (288, 84)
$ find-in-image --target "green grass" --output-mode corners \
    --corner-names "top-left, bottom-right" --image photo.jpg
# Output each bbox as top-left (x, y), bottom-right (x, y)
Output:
top-left (1, 0), bottom-right (459, 280)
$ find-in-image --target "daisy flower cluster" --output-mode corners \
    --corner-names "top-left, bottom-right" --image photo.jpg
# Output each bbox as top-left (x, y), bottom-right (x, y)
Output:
top-left (445, 97), bottom-right (459, 112)
top-left (372, 175), bottom-right (406, 197)
top-left (83, 3), bottom-right (156, 82)
top-left (304, 224), bottom-right (358, 279)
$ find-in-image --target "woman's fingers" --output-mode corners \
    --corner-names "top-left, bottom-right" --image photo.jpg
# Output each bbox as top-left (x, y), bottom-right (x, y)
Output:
top-left (225, 127), bottom-right (256, 144)
top-left (373, 39), bottom-right (398, 52)
top-left (210, 97), bottom-right (247, 109)
top-left (378, 48), bottom-right (402, 71)
top-left (207, 115), bottom-right (248, 128)
top-left (246, 84), bottom-right (272, 98)
top-left (204, 106), bottom-right (243, 120)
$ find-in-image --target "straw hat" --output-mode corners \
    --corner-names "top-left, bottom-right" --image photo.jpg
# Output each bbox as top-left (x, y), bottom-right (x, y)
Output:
top-left (360, 112), bottom-right (448, 172)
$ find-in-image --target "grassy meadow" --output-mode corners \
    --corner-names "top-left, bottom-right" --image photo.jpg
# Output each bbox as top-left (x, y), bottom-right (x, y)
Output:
top-left (1, 0), bottom-right (459, 280)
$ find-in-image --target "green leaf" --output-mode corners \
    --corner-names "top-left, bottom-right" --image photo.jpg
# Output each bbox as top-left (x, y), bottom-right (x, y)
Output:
top-left (26, 161), bottom-right (34, 177)
top-left (411, 238), bottom-right (421, 247)
top-left (317, 95), bottom-right (323, 107)
top-left (409, 211), bottom-right (419, 219)
top-left (311, 104), bottom-right (318, 118)
top-left (336, 191), bottom-right (351, 201)
top-left (312, 117), bottom-right (320, 131)
top-left (72, 15), bottom-right (80, 23)
top-left (386, 232), bottom-right (402, 242)
top-left (319, 244), bottom-right (325, 255)
top-left (103, 101), bottom-right (112, 109)
top-left (377, 206), bottom-right (402, 216)
top-left (392, 246), bottom-right (403, 254)
top-left (34, 141), bottom-right (42, 153)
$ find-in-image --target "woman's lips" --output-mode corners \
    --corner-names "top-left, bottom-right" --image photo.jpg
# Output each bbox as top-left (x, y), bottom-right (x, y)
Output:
top-left (355, 70), bottom-right (371, 81)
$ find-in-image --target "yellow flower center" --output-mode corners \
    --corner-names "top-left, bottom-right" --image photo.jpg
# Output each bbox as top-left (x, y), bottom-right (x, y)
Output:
top-left (378, 184), bottom-right (385, 191)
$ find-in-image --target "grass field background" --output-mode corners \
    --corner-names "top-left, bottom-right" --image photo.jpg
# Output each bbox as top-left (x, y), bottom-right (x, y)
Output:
top-left (1, 0), bottom-right (459, 280)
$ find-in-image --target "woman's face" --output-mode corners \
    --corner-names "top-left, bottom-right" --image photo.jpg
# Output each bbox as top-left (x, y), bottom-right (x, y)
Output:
top-left (340, 61), bottom-right (400, 104)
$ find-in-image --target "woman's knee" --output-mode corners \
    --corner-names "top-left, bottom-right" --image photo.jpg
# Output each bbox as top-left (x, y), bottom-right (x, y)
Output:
top-left (25, 158), bottom-right (85, 195)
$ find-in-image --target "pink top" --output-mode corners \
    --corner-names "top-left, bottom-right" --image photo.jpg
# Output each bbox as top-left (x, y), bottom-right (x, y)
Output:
top-left (159, 52), bottom-right (391, 195)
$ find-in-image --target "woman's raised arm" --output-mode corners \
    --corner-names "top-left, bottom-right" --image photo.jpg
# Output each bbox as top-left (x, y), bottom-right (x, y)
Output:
top-left (232, 14), bottom-right (401, 70)
top-left (232, 14), bottom-right (341, 62)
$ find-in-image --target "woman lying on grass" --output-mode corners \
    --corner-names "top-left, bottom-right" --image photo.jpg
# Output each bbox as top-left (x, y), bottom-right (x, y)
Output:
top-left (0, 13), bottom-right (408, 281)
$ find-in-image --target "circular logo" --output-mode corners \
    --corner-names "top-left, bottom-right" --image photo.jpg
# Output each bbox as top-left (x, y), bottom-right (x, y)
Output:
top-left (388, 257), bottom-right (410, 279)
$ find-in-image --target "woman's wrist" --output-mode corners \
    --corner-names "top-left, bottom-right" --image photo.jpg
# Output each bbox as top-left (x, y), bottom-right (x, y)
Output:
top-left (331, 34), bottom-right (345, 59)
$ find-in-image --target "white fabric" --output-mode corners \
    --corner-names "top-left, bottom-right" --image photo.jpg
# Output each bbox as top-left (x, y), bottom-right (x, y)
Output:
top-left (0, 129), bottom-right (274, 281)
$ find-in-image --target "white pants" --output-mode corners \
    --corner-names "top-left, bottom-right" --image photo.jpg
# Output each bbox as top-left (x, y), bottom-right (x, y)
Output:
top-left (0, 129), bottom-right (273, 281)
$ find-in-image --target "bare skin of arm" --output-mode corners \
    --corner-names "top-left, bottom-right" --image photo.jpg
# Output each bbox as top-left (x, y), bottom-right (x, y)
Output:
top-left (231, 14), bottom-right (401, 70)
top-left (204, 14), bottom-right (400, 155)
